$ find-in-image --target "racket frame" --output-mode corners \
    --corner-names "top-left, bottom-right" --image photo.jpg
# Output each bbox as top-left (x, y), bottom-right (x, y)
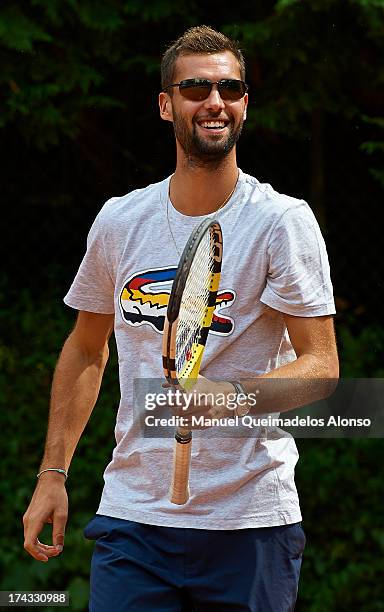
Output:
top-left (162, 218), bottom-right (223, 505)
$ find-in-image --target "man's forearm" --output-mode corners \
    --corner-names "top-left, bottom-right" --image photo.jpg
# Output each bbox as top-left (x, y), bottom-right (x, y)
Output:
top-left (40, 332), bottom-right (109, 473)
top-left (234, 314), bottom-right (339, 415)
top-left (240, 352), bottom-right (339, 415)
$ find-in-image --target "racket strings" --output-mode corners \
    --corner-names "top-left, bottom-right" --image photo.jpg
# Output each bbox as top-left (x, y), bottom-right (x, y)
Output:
top-left (176, 230), bottom-right (214, 376)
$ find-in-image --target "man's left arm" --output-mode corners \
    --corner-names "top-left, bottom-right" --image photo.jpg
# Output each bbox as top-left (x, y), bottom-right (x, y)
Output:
top-left (262, 313), bottom-right (338, 379)
top-left (234, 313), bottom-right (339, 415)
top-left (179, 314), bottom-right (339, 422)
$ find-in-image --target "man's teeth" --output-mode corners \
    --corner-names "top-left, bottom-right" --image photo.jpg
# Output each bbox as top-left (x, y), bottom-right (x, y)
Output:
top-left (200, 121), bottom-right (226, 129)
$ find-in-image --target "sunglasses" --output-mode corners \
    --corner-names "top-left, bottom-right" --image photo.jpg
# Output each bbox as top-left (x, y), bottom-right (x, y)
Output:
top-left (164, 78), bottom-right (248, 101)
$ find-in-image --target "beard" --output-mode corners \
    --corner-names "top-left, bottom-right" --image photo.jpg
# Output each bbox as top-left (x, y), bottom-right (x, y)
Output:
top-left (172, 111), bottom-right (244, 167)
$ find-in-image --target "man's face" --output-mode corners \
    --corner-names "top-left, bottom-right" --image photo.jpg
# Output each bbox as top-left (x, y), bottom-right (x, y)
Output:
top-left (160, 51), bottom-right (248, 163)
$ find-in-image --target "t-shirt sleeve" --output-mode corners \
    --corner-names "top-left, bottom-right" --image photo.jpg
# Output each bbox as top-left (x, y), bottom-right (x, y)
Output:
top-left (64, 212), bottom-right (115, 314)
top-left (260, 202), bottom-right (336, 316)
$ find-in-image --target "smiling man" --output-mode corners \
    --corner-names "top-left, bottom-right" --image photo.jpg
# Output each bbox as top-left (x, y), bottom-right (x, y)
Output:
top-left (23, 26), bottom-right (338, 612)
top-left (161, 51), bottom-right (247, 162)
top-left (159, 43), bottom-right (247, 214)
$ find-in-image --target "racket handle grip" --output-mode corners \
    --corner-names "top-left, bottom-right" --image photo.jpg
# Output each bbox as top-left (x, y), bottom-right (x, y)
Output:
top-left (169, 428), bottom-right (192, 505)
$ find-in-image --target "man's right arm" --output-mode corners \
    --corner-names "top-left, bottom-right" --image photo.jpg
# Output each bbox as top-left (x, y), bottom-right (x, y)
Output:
top-left (23, 310), bottom-right (114, 562)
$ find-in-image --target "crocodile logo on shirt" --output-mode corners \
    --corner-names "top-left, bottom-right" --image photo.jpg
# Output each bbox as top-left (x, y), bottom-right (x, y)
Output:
top-left (119, 267), bottom-right (235, 335)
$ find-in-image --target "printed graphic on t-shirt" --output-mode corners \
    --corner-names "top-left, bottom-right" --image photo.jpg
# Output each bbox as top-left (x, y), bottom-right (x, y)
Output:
top-left (119, 266), bottom-right (235, 335)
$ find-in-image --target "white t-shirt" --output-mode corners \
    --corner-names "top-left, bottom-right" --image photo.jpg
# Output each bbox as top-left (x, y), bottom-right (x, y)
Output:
top-left (64, 170), bottom-right (335, 529)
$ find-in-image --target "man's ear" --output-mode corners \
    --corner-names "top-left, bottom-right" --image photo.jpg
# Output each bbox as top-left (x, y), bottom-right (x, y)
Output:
top-left (159, 92), bottom-right (173, 122)
top-left (243, 94), bottom-right (248, 121)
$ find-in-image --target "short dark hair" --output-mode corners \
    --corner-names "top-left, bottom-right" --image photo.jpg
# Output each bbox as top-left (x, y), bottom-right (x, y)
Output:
top-left (161, 25), bottom-right (246, 90)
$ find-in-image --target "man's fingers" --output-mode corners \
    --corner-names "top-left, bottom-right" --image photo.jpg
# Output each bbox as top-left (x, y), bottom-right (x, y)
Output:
top-left (52, 509), bottom-right (67, 552)
top-left (24, 533), bottom-right (63, 561)
top-left (24, 509), bottom-right (66, 561)
top-left (38, 541), bottom-right (62, 558)
top-left (25, 541), bottom-right (60, 562)
top-left (38, 542), bottom-right (60, 551)
top-left (23, 517), bottom-right (50, 562)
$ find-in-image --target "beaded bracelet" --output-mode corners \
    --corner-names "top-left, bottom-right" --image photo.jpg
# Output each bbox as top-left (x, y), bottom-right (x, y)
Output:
top-left (37, 468), bottom-right (68, 480)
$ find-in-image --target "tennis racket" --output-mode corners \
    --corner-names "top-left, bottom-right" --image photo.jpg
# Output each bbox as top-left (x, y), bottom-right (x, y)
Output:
top-left (162, 218), bottom-right (223, 505)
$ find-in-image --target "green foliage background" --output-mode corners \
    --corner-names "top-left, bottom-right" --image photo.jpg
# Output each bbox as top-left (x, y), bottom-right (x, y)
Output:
top-left (1, 1), bottom-right (383, 610)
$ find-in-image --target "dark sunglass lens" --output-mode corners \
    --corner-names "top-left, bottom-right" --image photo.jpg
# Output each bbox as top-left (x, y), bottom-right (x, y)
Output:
top-left (218, 81), bottom-right (246, 100)
top-left (179, 81), bottom-right (211, 101)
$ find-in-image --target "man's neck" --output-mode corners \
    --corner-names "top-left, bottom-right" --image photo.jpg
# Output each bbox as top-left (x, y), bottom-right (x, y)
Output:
top-left (170, 151), bottom-right (239, 216)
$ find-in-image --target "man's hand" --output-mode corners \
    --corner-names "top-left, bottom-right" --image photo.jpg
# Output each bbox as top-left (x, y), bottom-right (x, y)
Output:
top-left (23, 473), bottom-right (68, 562)
top-left (167, 377), bottom-right (236, 428)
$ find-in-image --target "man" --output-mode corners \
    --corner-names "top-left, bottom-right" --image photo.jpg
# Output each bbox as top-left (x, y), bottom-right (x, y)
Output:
top-left (23, 25), bottom-right (338, 611)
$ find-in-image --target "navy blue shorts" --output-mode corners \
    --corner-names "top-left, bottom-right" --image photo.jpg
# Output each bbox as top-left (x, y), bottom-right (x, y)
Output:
top-left (84, 515), bottom-right (305, 612)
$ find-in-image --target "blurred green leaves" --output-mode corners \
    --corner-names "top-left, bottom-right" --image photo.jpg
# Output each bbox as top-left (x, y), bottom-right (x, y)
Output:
top-left (361, 116), bottom-right (384, 186)
top-left (232, 0), bottom-right (383, 138)
top-left (296, 438), bottom-right (384, 611)
top-left (0, 1), bottom-right (148, 147)
top-left (0, 6), bottom-right (52, 51)
top-left (337, 322), bottom-right (384, 377)
top-left (1, 0), bottom-right (383, 150)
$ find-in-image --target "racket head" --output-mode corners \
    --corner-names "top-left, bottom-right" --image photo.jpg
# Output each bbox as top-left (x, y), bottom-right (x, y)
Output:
top-left (162, 218), bottom-right (223, 389)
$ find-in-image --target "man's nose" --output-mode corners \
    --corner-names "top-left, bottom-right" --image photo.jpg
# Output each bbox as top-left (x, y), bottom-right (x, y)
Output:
top-left (203, 84), bottom-right (225, 111)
